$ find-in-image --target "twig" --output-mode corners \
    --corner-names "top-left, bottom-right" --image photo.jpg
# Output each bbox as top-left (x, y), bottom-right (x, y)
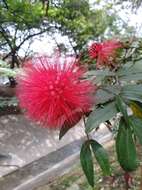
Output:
top-left (83, 115), bottom-right (90, 141)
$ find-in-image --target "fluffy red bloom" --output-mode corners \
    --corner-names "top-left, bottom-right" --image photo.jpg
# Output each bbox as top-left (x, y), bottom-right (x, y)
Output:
top-left (16, 55), bottom-right (95, 128)
top-left (88, 39), bottom-right (122, 68)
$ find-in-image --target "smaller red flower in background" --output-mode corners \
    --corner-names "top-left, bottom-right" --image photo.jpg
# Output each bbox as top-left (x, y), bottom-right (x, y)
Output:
top-left (16, 55), bottom-right (95, 129)
top-left (88, 39), bottom-right (122, 68)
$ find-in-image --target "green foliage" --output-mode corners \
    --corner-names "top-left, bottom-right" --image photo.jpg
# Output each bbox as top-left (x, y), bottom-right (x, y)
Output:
top-left (117, 60), bottom-right (142, 80)
top-left (129, 116), bottom-right (142, 145)
top-left (0, 97), bottom-right (18, 108)
top-left (80, 139), bottom-right (111, 187)
top-left (80, 140), bottom-right (94, 187)
top-left (121, 84), bottom-right (142, 103)
top-left (115, 95), bottom-right (130, 126)
top-left (0, 59), bottom-right (16, 76)
top-left (57, 38), bottom-right (142, 187)
top-left (0, 0), bottom-right (131, 67)
top-left (86, 69), bottom-right (115, 83)
top-left (0, 0), bottom-right (46, 68)
top-left (0, 0), bottom-right (43, 29)
top-left (95, 86), bottom-right (118, 104)
top-left (86, 101), bottom-right (117, 133)
top-left (90, 140), bottom-right (111, 176)
top-left (116, 118), bottom-right (138, 172)
top-left (48, 0), bottom-right (124, 52)
top-left (0, 67), bottom-right (16, 77)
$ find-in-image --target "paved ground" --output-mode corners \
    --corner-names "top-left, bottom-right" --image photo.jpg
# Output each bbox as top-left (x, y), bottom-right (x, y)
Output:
top-left (0, 114), bottom-right (112, 190)
top-left (0, 114), bottom-right (85, 176)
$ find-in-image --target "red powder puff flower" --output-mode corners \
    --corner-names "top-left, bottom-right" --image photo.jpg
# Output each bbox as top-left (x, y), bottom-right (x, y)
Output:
top-left (88, 39), bottom-right (122, 68)
top-left (16, 55), bottom-right (95, 129)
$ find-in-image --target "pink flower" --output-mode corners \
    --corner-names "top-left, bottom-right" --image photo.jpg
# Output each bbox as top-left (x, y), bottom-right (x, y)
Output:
top-left (88, 40), bottom-right (122, 68)
top-left (16, 55), bottom-right (95, 129)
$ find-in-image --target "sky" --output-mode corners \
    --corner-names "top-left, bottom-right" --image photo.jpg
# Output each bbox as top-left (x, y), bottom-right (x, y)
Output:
top-left (19, 1), bottom-right (142, 56)
top-left (19, 32), bottom-right (71, 56)
top-left (118, 5), bottom-right (142, 36)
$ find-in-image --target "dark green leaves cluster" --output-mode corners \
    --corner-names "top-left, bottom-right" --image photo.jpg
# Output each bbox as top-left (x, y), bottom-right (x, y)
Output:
top-left (80, 58), bottom-right (142, 187)
top-left (58, 57), bottom-right (142, 187)
top-left (80, 139), bottom-right (111, 187)
top-left (83, 92), bottom-right (142, 187)
top-left (0, 0), bottom-right (43, 30)
top-left (116, 118), bottom-right (138, 172)
top-left (47, 0), bottom-right (123, 52)
top-left (86, 101), bottom-right (117, 133)
top-left (0, 0), bottom-right (125, 67)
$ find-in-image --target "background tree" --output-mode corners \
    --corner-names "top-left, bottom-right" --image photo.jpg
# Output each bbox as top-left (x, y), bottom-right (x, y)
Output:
top-left (47, 0), bottom-right (132, 55)
top-left (0, 0), bottom-right (49, 68)
top-left (0, 0), bottom-right (132, 69)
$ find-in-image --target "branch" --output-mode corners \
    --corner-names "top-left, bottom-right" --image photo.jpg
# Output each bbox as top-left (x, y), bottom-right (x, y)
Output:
top-left (68, 38), bottom-right (78, 56)
top-left (0, 41), bottom-right (7, 47)
top-left (13, 27), bottom-right (18, 45)
top-left (19, 39), bottom-right (33, 63)
top-left (3, 52), bottom-right (12, 60)
top-left (3, 28), bottom-right (50, 62)
top-left (0, 26), bottom-right (13, 50)
top-left (17, 28), bottom-right (50, 49)
top-left (2, 0), bottom-right (8, 9)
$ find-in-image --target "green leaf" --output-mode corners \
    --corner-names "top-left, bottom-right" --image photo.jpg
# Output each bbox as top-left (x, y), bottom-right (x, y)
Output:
top-left (80, 141), bottom-right (94, 187)
top-left (86, 69), bottom-right (115, 83)
top-left (87, 69), bottom-right (115, 77)
top-left (116, 118), bottom-right (138, 172)
top-left (0, 97), bottom-right (18, 108)
top-left (117, 60), bottom-right (142, 81)
top-left (0, 59), bottom-right (8, 67)
top-left (59, 111), bottom-right (82, 140)
top-left (86, 102), bottom-right (117, 133)
top-left (0, 67), bottom-right (16, 77)
top-left (115, 95), bottom-right (129, 126)
top-left (129, 116), bottom-right (142, 145)
top-left (119, 73), bottom-right (142, 82)
top-left (95, 86), bottom-right (121, 105)
top-left (121, 84), bottom-right (142, 103)
top-left (90, 140), bottom-right (111, 176)
top-left (95, 89), bottom-right (114, 105)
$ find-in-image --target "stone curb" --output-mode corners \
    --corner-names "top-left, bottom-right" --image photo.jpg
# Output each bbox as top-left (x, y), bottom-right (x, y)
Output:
top-left (0, 133), bottom-right (112, 190)
top-left (0, 139), bottom-right (84, 190)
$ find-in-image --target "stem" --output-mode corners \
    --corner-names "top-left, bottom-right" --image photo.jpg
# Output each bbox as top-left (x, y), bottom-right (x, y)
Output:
top-left (83, 115), bottom-right (90, 141)
top-left (124, 172), bottom-right (132, 190)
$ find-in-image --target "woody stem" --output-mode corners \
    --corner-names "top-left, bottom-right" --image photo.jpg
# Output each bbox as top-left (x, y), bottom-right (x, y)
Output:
top-left (83, 115), bottom-right (90, 141)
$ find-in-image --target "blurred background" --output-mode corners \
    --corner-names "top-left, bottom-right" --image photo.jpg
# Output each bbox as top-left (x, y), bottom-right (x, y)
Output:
top-left (1, 0), bottom-right (142, 112)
